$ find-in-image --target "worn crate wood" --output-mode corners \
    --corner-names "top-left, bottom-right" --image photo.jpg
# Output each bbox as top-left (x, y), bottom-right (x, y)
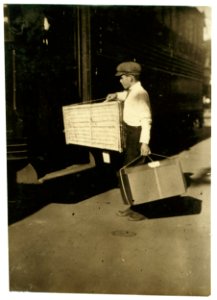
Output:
top-left (119, 157), bottom-right (186, 205)
top-left (62, 101), bottom-right (123, 152)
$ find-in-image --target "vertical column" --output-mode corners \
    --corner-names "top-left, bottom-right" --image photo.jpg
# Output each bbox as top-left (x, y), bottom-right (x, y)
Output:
top-left (76, 7), bottom-right (92, 102)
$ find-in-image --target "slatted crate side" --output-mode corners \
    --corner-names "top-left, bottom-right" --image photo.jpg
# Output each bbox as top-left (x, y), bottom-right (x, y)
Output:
top-left (62, 101), bottom-right (123, 152)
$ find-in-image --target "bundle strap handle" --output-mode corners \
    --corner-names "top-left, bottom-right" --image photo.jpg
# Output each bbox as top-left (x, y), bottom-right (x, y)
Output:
top-left (121, 153), bottom-right (169, 170)
top-left (121, 155), bottom-right (142, 169)
top-left (70, 98), bottom-right (106, 106)
top-left (149, 153), bottom-right (169, 159)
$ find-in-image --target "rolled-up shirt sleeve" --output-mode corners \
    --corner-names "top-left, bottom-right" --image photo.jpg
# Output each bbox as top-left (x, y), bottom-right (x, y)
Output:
top-left (137, 94), bottom-right (152, 144)
top-left (140, 116), bottom-right (152, 144)
top-left (116, 91), bottom-right (128, 101)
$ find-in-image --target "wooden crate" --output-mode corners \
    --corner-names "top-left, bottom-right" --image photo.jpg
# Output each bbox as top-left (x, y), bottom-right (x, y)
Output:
top-left (62, 101), bottom-right (123, 152)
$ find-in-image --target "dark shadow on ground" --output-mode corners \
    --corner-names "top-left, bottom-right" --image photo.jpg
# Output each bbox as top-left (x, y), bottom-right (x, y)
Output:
top-left (8, 165), bottom-right (118, 225)
top-left (189, 167), bottom-right (211, 186)
top-left (182, 168), bottom-right (211, 188)
top-left (183, 173), bottom-right (193, 188)
top-left (131, 196), bottom-right (202, 219)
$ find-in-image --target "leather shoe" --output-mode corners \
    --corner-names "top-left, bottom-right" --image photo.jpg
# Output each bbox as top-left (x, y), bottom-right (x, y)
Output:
top-left (127, 211), bottom-right (147, 221)
top-left (116, 208), bottom-right (132, 217)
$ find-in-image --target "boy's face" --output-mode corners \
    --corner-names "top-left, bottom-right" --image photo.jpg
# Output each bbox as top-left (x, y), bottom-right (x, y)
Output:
top-left (119, 74), bottom-right (133, 90)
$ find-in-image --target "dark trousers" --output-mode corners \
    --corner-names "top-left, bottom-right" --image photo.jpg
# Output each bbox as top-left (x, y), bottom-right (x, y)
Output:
top-left (122, 123), bottom-right (145, 213)
top-left (123, 123), bottom-right (141, 165)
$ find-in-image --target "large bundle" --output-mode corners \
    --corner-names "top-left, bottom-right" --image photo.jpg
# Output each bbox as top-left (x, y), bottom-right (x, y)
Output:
top-left (62, 101), bottom-right (124, 152)
top-left (119, 156), bottom-right (186, 205)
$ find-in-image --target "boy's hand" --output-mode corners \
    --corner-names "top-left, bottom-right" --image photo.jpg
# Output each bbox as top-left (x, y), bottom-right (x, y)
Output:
top-left (141, 143), bottom-right (151, 156)
top-left (105, 93), bottom-right (117, 102)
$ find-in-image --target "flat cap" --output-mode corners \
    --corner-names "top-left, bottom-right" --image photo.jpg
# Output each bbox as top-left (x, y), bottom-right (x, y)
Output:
top-left (115, 61), bottom-right (142, 76)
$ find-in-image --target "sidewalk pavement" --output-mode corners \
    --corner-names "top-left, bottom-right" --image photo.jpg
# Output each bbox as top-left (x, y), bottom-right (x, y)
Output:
top-left (8, 137), bottom-right (211, 296)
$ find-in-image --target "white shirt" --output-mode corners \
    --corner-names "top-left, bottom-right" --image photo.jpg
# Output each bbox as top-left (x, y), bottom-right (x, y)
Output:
top-left (116, 81), bottom-right (152, 144)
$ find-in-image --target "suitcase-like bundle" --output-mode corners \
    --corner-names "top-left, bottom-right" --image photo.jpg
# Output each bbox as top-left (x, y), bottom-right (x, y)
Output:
top-left (119, 154), bottom-right (186, 205)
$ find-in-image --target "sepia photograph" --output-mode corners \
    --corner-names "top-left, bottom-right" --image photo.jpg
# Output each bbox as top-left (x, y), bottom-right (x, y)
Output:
top-left (1, 1), bottom-right (212, 299)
